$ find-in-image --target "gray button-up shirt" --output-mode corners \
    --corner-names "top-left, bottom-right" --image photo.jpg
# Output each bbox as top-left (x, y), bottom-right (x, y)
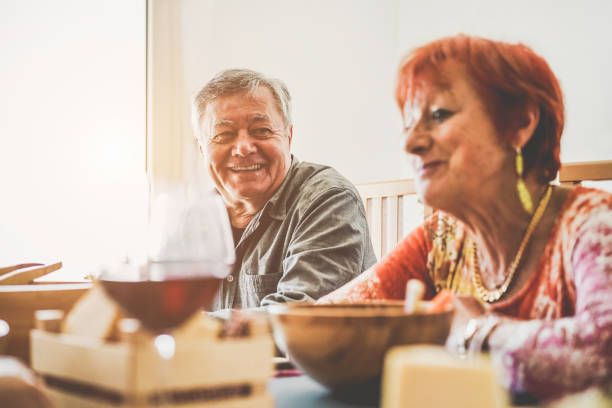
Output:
top-left (211, 156), bottom-right (376, 311)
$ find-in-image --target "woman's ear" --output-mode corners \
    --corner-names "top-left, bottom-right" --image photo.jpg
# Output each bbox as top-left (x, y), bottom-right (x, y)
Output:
top-left (513, 103), bottom-right (540, 150)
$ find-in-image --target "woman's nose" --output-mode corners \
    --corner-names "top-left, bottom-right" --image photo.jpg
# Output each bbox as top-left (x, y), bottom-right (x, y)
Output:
top-left (232, 131), bottom-right (257, 156)
top-left (402, 122), bottom-right (432, 156)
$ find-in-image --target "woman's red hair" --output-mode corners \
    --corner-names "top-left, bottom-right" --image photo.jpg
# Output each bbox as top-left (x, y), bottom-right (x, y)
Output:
top-left (395, 35), bottom-right (564, 183)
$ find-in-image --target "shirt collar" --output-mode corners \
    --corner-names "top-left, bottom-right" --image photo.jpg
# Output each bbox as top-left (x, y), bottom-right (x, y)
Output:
top-left (258, 155), bottom-right (300, 221)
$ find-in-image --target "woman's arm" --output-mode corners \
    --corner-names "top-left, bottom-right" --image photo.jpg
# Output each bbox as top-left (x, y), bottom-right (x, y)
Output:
top-left (486, 215), bottom-right (612, 400)
top-left (318, 221), bottom-right (433, 303)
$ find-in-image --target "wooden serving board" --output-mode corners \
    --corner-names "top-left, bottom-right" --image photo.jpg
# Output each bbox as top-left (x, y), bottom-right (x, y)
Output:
top-left (0, 283), bottom-right (92, 363)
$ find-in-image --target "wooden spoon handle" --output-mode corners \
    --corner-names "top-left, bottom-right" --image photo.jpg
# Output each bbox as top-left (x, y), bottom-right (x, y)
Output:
top-left (0, 262), bottom-right (62, 285)
top-left (0, 263), bottom-right (44, 277)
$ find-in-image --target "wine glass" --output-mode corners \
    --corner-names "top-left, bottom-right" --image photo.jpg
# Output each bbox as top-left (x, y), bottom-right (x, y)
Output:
top-left (99, 180), bottom-right (234, 403)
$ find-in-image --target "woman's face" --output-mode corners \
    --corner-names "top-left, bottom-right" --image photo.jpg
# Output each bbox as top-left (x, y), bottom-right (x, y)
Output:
top-left (401, 60), bottom-right (512, 211)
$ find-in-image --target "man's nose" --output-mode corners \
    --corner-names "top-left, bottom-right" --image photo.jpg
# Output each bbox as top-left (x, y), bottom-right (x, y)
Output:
top-left (232, 131), bottom-right (257, 156)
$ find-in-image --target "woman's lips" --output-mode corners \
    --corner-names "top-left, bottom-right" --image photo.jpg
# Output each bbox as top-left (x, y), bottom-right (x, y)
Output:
top-left (417, 161), bottom-right (444, 178)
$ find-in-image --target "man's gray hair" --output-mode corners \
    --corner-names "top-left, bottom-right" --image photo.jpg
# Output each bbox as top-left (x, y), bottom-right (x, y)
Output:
top-left (192, 68), bottom-right (292, 142)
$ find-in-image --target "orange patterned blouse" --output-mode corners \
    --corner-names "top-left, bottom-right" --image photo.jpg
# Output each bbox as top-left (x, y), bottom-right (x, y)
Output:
top-left (321, 186), bottom-right (612, 398)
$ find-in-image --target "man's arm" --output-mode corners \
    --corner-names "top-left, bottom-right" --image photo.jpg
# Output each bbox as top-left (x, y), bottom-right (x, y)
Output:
top-left (260, 187), bottom-right (375, 306)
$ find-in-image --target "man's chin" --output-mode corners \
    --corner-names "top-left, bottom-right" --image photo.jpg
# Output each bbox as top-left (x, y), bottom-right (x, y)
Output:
top-left (227, 186), bottom-right (271, 203)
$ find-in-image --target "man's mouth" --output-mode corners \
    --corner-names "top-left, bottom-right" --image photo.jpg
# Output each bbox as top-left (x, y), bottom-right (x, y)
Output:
top-left (229, 164), bottom-right (264, 172)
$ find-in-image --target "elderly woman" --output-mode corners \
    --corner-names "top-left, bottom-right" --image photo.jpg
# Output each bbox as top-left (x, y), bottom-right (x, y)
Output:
top-left (320, 35), bottom-right (612, 400)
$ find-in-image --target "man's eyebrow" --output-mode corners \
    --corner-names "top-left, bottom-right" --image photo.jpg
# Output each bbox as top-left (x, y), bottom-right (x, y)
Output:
top-left (249, 113), bottom-right (270, 123)
top-left (213, 119), bottom-right (234, 127)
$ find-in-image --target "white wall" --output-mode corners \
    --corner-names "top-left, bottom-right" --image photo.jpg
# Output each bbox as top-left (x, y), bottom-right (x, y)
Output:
top-left (2, 0), bottom-right (610, 271)
top-left (160, 0), bottom-right (408, 185)
top-left (0, 0), bottom-right (146, 273)
top-left (159, 0), bottom-right (612, 188)
top-left (397, 0), bottom-right (612, 165)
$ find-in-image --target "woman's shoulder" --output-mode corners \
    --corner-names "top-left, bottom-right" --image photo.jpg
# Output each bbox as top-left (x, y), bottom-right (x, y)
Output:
top-left (559, 185), bottom-right (612, 226)
top-left (554, 185), bottom-right (612, 251)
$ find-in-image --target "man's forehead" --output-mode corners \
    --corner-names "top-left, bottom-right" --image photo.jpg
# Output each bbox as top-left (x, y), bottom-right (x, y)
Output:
top-left (211, 113), bottom-right (272, 127)
top-left (204, 88), bottom-right (279, 122)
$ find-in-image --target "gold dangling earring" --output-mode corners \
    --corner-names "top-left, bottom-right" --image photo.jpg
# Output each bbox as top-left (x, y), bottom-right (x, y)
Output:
top-left (515, 147), bottom-right (533, 214)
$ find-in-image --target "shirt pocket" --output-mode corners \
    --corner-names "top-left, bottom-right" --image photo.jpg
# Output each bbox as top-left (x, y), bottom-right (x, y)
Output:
top-left (242, 272), bottom-right (282, 295)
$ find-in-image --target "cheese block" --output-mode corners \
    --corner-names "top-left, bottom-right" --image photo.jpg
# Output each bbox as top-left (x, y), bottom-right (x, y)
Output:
top-left (61, 284), bottom-right (120, 339)
top-left (381, 345), bottom-right (508, 408)
top-left (173, 311), bottom-right (222, 339)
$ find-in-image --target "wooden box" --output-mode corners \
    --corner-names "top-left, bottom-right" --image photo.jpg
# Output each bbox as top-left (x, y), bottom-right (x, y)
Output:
top-left (0, 283), bottom-right (92, 363)
top-left (30, 318), bottom-right (275, 407)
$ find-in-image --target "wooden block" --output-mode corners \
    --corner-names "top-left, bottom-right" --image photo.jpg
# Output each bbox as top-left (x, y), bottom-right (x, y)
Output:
top-left (31, 329), bottom-right (274, 393)
top-left (61, 284), bottom-right (120, 340)
top-left (31, 330), bottom-right (132, 391)
top-left (174, 311), bottom-right (222, 340)
top-left (35, 310), bottom-right (64, 333)
top-left (45, 387), bottom-right (274, 408)
top-left (381, 345), bottom-right (508, 408)
top-left (31, 328), bottom-right (275, 407)
top-left (132, 336), bottom-right (274, 392)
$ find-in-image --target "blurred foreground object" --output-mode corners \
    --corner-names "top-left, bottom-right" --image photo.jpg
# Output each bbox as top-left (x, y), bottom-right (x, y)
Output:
top-left (381, 345), bottom-right (507, 408)
top-left (0, 356), bottom-right (55, 408)
top-left (30, 288), bottom-right (274, 407)
top-left (0, 265), bottom-right (91, 362)
top-left (546, 386), bottom-right (612, 408)
top-left (268, 301), bottom-right (453, 392)
top-left (0, 319), bottom-right (8, 353)
top-left (403, 279), bottom-right (425, 313)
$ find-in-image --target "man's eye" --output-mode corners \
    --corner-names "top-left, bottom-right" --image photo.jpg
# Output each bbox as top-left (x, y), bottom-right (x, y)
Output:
top-left (431, 109), bottom-right (453, 123)
top-left (251, 128), bottom-right (272, 138)
top-left (212, 132), bottom-right (234, 143)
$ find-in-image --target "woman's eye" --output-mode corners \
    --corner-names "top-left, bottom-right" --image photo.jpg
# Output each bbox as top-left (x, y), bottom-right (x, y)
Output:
top-left (431, 109), bottom-right (453, 122)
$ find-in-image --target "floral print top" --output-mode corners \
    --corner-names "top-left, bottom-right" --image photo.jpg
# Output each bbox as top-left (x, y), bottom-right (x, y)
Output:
top-left (320, 186), bottom-right (612, 399)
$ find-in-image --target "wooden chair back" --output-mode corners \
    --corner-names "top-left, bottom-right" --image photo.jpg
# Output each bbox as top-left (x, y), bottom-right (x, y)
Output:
top-left (355, 180), bottom-right (427, 261)
top-left (559, 160), bottom-right (612, 188)
top-left (356, 160), bottom-right (612, 260)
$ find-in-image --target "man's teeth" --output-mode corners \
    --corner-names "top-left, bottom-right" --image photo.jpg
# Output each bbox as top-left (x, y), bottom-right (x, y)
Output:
top-left (231, 164), bottom-right (263, 171)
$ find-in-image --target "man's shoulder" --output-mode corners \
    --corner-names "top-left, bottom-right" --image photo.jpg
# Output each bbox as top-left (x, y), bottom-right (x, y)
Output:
top-left (288, 160), bottom-right (361, 201)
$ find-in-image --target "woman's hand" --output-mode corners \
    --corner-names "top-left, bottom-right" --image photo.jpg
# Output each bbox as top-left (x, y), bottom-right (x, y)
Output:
top-left (445, 295), bottom-right (497, 357)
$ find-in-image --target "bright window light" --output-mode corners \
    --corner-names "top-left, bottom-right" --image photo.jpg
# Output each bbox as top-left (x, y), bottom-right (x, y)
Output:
top-left (0, 0), bottom-right (146, 280)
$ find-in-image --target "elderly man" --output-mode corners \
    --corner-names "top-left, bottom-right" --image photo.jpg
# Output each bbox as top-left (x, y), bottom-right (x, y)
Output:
top-left (192, 68), bottom-right (376, 311)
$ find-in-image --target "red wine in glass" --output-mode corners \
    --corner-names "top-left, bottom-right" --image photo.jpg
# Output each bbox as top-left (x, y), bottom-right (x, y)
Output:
top-left (100, 260), bottom-right (230, 333)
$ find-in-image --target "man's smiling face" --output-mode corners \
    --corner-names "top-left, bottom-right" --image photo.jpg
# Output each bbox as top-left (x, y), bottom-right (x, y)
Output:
top-left (201, 86), bottom-right (292, 206)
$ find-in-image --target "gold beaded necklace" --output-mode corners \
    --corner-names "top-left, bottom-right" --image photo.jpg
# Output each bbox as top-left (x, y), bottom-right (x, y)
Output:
top-left (471, 184), bottom-right (553, 303)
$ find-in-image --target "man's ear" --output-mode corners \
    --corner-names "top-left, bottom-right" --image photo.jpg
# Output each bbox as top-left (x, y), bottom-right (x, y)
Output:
top-left (194, 136), bottom-right (205, 157)
top-left (287, 125), bottom-right (293, 146)
top-left (198, 141), bottom-right (205, 157)
top-left (513, 103), bottom-right (540, 150)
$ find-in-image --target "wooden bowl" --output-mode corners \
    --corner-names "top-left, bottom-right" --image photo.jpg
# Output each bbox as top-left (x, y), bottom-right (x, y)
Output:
top-left (267, 302), bottom-right (453, 391)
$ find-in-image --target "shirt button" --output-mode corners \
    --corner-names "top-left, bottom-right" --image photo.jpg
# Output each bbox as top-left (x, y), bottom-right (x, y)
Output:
top-left (226, 275), bottom-right (234, 282)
